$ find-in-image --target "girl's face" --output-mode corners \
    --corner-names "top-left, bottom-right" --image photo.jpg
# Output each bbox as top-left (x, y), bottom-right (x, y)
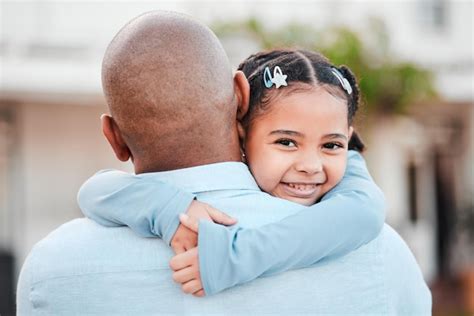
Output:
top-left (244, 87), bottom-right (353, 206)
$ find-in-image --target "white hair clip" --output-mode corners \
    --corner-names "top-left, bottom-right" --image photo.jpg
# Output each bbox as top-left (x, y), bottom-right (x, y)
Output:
top-left (331, 68), bottom-right (352, 95)
top-left (263, 66), bottom-right (288, 89)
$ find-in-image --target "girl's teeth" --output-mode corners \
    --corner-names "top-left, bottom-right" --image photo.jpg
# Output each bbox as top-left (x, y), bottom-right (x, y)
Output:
top-left (288, 183), bottom-right (315, 190)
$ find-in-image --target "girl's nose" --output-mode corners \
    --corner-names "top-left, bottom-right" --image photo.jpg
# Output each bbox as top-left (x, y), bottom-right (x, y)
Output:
top-left (294, 151), bottom-right (323, 174)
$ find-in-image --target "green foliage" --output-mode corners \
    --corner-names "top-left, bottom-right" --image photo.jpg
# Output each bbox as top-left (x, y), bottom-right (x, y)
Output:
top-left (212, 19), bottom-right (437, 115)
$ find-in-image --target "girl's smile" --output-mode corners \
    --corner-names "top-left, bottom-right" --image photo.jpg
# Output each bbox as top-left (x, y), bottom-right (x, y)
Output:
top-left (280, 182), bottom-right (322, 198)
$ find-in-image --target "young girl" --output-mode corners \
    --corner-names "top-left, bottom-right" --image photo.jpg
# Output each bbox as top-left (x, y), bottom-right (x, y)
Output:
top-left (78, 49), bottom-right (385, 296)
top-left (235, 49), bottom-right (365, 206)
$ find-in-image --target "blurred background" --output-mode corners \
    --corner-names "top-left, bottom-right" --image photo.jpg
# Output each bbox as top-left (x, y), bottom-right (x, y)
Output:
top-left (0, 1), bottom-right (472, 315)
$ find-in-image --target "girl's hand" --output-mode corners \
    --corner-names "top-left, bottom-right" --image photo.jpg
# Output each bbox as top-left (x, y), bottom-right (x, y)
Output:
top-left (170, 246), bottom-right (204, 297)
top-left (170, 223), bottom-right (197, 254)
top-left (169, 205), bottom-right (236, 297)
top-left (170, 201), bottom-right (236, 254)
top-left (169, 212), bottom-right (215, 297)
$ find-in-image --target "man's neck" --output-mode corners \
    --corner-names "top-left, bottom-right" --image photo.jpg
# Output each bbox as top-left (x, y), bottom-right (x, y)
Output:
top-left (134, 144), bottom-right (242, 174)
top-left (134, 156), bottom-right (240, 174)
top-left (133, 128), bottom-right (243, 174)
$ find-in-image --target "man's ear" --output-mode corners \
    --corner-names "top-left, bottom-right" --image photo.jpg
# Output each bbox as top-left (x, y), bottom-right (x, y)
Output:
top-left (233, 70), bottom-right (250, 120)
top-left (101, 114), bottom-right (132, 162)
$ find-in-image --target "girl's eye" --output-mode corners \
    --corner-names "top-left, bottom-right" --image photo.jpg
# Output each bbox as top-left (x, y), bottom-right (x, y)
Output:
top-left (276, 139), bottom-right (297, 147)
top-left (323, 142), bottom-right (344, 150)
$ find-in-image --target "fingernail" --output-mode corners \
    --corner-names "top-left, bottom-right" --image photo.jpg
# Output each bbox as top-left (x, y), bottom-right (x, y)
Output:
top-left (179, 213), bottom-right (189, 221)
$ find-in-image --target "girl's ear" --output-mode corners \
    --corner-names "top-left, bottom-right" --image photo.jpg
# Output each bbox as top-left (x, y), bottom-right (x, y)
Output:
top-left (101, 114), bottom-right (132, 162)
top-left (233, 70), bottom-right (250, 120)
top-left (348, 126), bottom-right (354, 140)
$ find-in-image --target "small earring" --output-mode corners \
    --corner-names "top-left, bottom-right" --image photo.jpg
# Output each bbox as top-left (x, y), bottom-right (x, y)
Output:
top-left (241, 151), bottom-right (246, 162)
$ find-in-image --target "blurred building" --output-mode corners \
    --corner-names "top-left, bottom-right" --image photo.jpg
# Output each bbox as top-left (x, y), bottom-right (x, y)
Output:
top-left (0, 1), bottom-right (472, 314)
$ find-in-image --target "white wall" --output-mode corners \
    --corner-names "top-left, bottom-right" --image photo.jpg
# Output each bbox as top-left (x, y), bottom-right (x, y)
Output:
top-left (1, 1), bottom-right (472, 101)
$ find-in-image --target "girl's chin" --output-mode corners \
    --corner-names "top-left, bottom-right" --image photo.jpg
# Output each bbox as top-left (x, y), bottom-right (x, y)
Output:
top-left (272, 190), bottom-right (320, 206)
top-left (284, 196), bottom-right (318, 206)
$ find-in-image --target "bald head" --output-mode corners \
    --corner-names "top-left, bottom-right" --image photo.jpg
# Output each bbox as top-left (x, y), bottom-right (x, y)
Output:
top-left (102, 11), bottom-right (241, 172)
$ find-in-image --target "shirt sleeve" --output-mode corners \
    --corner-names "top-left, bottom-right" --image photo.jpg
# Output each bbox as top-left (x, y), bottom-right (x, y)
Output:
top-left (77, 170), bottom-right (195, 245)
top-left (198, 151), bottom-right (386, 295)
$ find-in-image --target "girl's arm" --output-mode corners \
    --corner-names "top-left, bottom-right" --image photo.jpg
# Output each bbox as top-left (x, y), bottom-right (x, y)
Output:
top-left (196, 150), bottom-right (385, 295)
top-left (78, 151), bottom-right (384, 296)
top-left (77, 170), bottom-right (195, 245)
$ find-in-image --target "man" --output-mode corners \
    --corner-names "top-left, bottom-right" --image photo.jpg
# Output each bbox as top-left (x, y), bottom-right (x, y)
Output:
top-left (17, 11), bottom-right (431, 315)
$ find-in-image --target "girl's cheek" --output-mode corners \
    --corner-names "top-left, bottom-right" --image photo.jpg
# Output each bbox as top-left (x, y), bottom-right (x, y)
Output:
top-left (248, 160), bottom-right (271, 191)
top-left (326, 157), bottom-right (346, 185)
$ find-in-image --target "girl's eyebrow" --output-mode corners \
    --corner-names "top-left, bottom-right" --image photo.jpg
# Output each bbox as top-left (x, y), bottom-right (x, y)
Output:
top-left (269, 130), bottom-right (348, 140)
top-left (269, 130), bottom-right (303, 137)
top-left (324, 133), bottom-right (348, 141)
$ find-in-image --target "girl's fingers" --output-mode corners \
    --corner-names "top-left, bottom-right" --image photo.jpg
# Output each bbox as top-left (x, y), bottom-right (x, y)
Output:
top-left (169, 247), bottom-right (197, 271)
top-left (179, 213), bottom-right (199, 233)
top-left (172, 244), bottom-right (186, 255)
top-left (193, 289), bottom-right (205, 297)
top-left (172, 266), bottom-right (196, 284)
top-left (181, 279), bottom-right (202, 294)
top-left (206, 206), bottom-right (237, 226)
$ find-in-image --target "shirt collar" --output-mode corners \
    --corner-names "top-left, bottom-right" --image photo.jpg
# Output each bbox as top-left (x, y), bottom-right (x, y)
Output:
top-left (138, 162), bottom-right (260, 193)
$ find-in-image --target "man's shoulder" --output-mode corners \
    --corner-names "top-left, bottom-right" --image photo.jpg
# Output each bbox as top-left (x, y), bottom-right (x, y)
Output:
top-left (34, 218), bottom-right (113, 247)
top-left (30, 218), bottom-right (148, 257)
top-left (23, 218), bottom-right (172, 284)
top-left (366, 224), bottom-right (427, 276)
top-left (308, 224), bottom-right (431, 314)
top-left (377, 224), bottom-right (411, 250)
top-left (17, 219), bottom-right (181, 315)
top-left (377, 224), bottom-right (425, 268)
top-left (371, 224), bottom-right (432, 314)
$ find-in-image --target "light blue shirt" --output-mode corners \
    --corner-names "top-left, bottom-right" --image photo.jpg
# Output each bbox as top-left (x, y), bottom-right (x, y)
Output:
top-left (17, 152), bottom-right (431, 315)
